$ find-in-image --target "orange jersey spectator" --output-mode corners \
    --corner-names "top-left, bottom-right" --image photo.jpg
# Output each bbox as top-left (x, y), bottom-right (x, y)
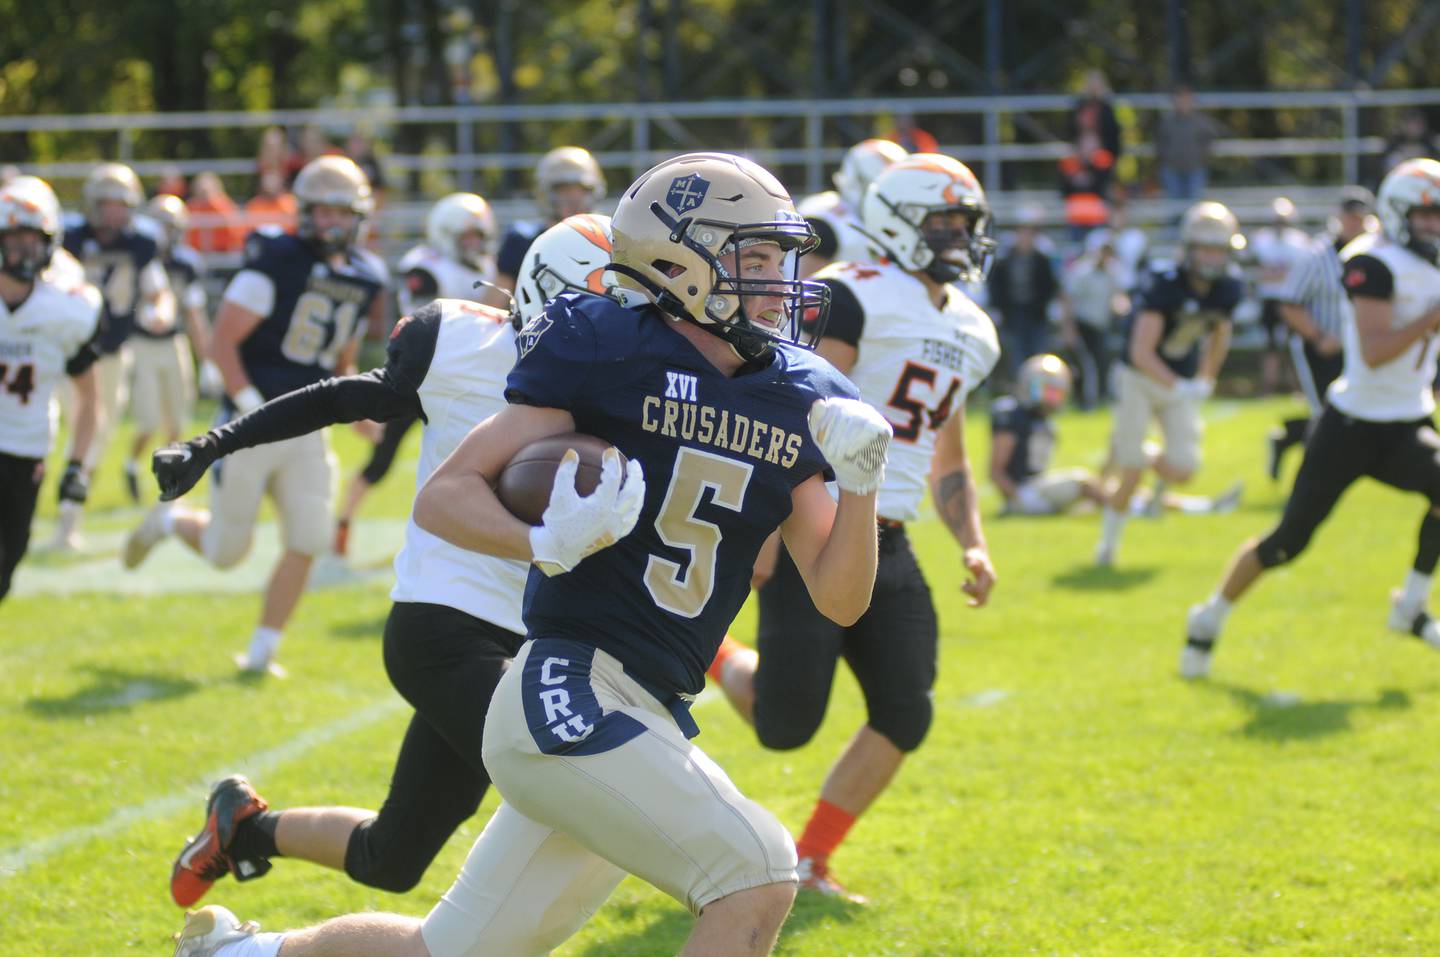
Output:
top-left (185, 171), bottom-right (244, 253)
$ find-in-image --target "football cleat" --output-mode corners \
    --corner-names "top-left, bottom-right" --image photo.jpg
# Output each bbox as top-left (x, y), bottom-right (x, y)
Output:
top-left (124, 461), bottom-right (141, 503)
top-left (1094, 541), bottom-right (1115, 569)
top-left (170, 776), bottom-right (272, 907)
top-left (122, 502), bottom-right (172, 570)
top-left (232, 653), bottom-right (288, 680)
top-left (1211, 481), bottom-right (1244, 515)
top-left (1387, 591), bottom-right (1440, 649)
top-left (796, 857), bottom-right (867, 905)
top-left (172, 905), bottom-right (260, 957)
top-left (1265, 429), bottom-right (1285, 482)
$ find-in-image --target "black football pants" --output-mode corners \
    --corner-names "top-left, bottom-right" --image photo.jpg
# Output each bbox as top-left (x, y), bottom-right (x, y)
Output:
top-left (0, 451), bottom-right (43, 604)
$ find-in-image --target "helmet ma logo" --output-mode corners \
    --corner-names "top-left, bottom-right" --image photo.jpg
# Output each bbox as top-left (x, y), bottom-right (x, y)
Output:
top-left (665, 173), bottom-right (710, 216)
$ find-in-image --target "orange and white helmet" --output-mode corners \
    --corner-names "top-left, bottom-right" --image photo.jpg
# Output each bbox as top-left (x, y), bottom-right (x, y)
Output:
top-left (833, 138), bottom-right (908, 210)
top-left (861, 153), bottom-right (995, 283)
top-left (534, 146), bottom-right (605, 220)
top-left (426, 192), bottom-right (496, 270)
top-left (0, 175), bottom-right (62, 280)
top-left (513, 213), bottom-right (617, 326)
top-left (609, 152), bottom-right (828, 360)
top-left (1377, 157), bottom-right (1440, 258)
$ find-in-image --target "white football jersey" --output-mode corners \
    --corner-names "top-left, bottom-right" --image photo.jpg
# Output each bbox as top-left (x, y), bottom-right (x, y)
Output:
top-left (1330, 233), bottom-right (1440, 422)
top-left (389, 298), bottom-right (527, 632)
top-left (0, 274), bottom-right (103, 459)
top-left (397, 245), bottom-right (493, 315)
top-left (818, 259), bottom-right (1000, 521)
top-left (799, 190), bottom-right (884, 265)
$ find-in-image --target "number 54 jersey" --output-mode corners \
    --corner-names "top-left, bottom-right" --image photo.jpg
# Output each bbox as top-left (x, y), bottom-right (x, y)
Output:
top-left (225, 229), bottom-right (388, 402)
top-left (815, 259), bottom-right (1000, 521)
top-left (505, 292), bottom-right (858, 698)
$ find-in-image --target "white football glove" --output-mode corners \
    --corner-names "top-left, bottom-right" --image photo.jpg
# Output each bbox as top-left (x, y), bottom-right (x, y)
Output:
top-left (529, 447), bottom-right (646, 577)
top-left (198, 360), bottom-right (225, 399)
top-left (808, 397), bottom-right (893, 495)
top-left (1173, 377), bottom-right (1213, 401)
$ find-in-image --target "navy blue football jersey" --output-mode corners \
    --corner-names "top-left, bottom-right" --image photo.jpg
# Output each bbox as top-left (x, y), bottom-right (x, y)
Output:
top-left (496, 220), bottom-right (546, 279)
top-left (1121, 266), bottom-right (1242, 377)
top-left (989, 396), bottom-right (1054, 485)
top-left (62, 224), bottom-right (160, 353)
top-left (236, 230), bottom-right (387, 401)
top-left (506, 293), bottom-right (858, 697)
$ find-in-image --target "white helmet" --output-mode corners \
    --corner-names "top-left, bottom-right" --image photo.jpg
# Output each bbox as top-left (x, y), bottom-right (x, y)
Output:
top-left (862, 153), bottom-right (995, 283)
top-left (1377, 157), bottom-right (1440, 260)
top-left (145, 194), bottom-right (189, 250)
top-left (833, 138), bottom-right (908, 210)
top-left (534, 147), bottom-right (605, 221)
top-left (1180, 201), bottom-right (1244, 280)
top-left (1016, 353), bottom-right (1072, 413)
top-left (512, 213), bottom-right (616, 326)
top-left (609, 152), bottom-right (826, 361)
top-left (293, 155), bottom-right (373, 254)
top-left (83, 162), bottom-right (143, 228)
top-left (0, 175), bottom-right (62, 281)
top-left (426, 192), bottom-right (496, 270)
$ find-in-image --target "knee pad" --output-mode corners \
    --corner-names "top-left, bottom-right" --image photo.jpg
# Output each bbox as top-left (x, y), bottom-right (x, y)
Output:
top-left (344, 786), bottom-right (483, 893)
top-left (753, 701), bottom-right (825, 752)
top-left (868, 693), bottom-right (933, 753)
top-left (1255, 525), bottom-right (1310, 569)
top-left (202, 526), bottom-right (252, 570)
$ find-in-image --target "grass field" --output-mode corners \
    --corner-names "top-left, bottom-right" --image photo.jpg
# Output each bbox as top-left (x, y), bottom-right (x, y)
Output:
top-left (3, 396), bottom-right (1439, 956)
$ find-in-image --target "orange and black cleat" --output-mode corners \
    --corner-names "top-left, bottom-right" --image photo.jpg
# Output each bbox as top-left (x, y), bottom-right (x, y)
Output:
top-left (170, 776), bottom-right (271, 907)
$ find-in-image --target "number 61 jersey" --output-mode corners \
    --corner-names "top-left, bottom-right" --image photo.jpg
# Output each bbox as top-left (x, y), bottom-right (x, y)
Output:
top-left (814, 258), bottom-right (1000, 521)
top-left (226, 228), bottom-right (388, 402)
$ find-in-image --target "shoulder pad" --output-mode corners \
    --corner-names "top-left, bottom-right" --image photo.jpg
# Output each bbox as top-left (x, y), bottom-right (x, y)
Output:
top-left (351, 246), bottom-right (390, 284)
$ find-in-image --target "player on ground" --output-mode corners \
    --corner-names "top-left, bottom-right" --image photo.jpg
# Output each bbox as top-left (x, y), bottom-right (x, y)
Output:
top-left (990, 354), bottom-right (1241, 517)
top-left (121, 156), bottom-right (387, 675)
top-left (1094, 201), bottom-right (1244, 567)
top-left (709, 153), bottom-right (999, 902)
top-left (125, 193), bottom-right (211, 499)
top-left (158, 216), bottom-right (616, 908)
top-left (1183, 158), bottom-right (1440, 678)
top-left (0, 176), bottom-right (103, 602)
top-left (478, 146), bottom-right (604, 310)
top-left (797, 138), bottom-right (908, 277)
top-left (1265, 186), bottom-right (1376, 479)
top-left (333, 191), bottom-right (497, 556)
top-left (172, 151), bottom-right (891, 957)
top-left (54, 163), bottom-right (172, 542)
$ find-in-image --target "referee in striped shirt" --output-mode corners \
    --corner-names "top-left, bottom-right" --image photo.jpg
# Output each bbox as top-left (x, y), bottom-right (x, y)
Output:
top-left (1267, 186), bottom-right (1377, 478)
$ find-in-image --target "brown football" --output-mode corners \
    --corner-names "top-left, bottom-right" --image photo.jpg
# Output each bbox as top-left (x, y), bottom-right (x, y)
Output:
top-left (495, 432), bottom-right (627, 526)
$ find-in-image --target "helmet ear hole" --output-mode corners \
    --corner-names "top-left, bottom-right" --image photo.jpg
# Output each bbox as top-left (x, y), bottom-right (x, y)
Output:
top-left (651, 259), bottom-right (687, 279)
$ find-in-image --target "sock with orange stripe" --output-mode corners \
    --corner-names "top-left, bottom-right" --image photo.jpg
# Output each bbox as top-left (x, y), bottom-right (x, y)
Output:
top-left (706, 634), bottom-right (749, 683)
top-left (795, 798), bottom-right (856, 866)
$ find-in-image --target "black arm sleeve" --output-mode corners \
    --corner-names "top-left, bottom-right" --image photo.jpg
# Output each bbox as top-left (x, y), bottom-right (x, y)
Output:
top-left (209, 301), bottom-right (443, 456)
top-left (805, 217), bottom-right (839, 261)
top-left (64, 315), bottom-right (106, 377)
top-left (1342, 254), bottom-right (1394, 301)
top-left (817, 278), bottom-right (866, 348)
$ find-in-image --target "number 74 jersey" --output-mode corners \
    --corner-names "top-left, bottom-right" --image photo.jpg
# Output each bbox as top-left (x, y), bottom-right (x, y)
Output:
top-left (816, 259), bottom-right (1000, 521)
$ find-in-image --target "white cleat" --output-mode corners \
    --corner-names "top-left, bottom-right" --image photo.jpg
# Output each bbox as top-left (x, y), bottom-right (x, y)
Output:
top-left (232, 653), bottom-right (288, 680)
top-left (122, 503), bottom-right (172, 570)
top-left (1388, 591), bottom-right (1440, 650)
top-left (1181, 603), bottom-right (1218, 679)
top-left (1094, 541), bottom-right (1115, 569)
top-left (172, 905), bottom-right (259, 957)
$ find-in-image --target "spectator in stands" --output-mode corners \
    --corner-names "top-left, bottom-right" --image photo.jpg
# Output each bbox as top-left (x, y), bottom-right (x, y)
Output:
top-left (1107, 188), bottom-right (1150, 290)
top-left (185, 171), bottom-right (243, 253)
top-left (284, 125), bottom-right (341, 186)
top-left (345, 130), bottom-right (388, 208)
top-left (257, 125), bottom-right (290, 182)
top-left (1058, 130), bottom-right (1115, 241)
top-left (243, 169), bottom-right (298, 234)
top-left (1072, 69), bottom-right (1122, 162)
top-left (1251, 197), bottom-right (1312, 394)
top-left (888, 112), bottom-right (940, 154)
top-left (1156, 85), bottom-right (1216, 202)
top-left (988, 209), bottom-right (1059, 381)
top-left (1382, 110), bottom-right (1437, 177)
top-left (1061, 229), bottom-right (1130, 408)
top-left (0, 165), bottom-right (18, 186)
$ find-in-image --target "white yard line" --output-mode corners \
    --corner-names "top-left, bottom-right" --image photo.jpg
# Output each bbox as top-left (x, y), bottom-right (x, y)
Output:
top-left (0, 696), bottom-right (407, 880)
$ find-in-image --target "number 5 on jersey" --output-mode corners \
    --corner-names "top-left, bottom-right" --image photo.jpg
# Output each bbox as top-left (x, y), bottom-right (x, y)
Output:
top-left (644, 447), bottom-right (753, 618)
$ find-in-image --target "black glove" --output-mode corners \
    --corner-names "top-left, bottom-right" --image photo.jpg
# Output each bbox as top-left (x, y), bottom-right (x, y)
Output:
top-left (57, 459), bottom-right (88, 504)
top-left (152, 434), bottom-right (219, 502)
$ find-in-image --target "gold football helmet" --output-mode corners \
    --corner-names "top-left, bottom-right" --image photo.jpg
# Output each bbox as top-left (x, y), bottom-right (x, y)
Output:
top-left (609, 152), bottom-right (828, 360)
top-left (1180, 201), bottom-right (1243, 280)
top-left (1016, 354), bottom-right (1072, 413)
top-left (145, 194), bottom-right (189, 250)
top-left (293, 155), bottom-right (373, 253)
top-left (534, 146), bottom-right (605, 220)
top-left (83, 162), bottom-right (144, 230)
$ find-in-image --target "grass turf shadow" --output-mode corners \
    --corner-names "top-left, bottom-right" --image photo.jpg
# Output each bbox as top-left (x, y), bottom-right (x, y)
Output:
top-left (24, 665), bottom-right (201, 718)
top-left (1200, 681), bottom-right (1411, 741)
top-left (1051, 564), bottom-right (1159, 591)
